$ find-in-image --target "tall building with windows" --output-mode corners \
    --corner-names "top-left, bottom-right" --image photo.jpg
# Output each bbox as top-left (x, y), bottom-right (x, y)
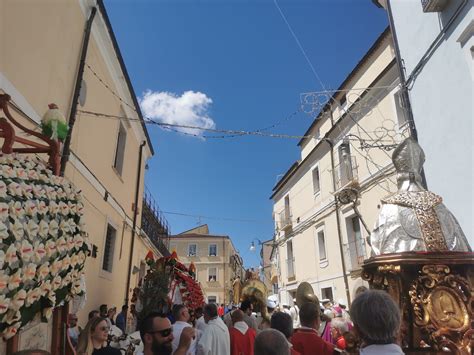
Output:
top-left (169, 225), bottom-right (245, 304)
top-left (270, 28), bottom-right (407, 307)
top-left (0, 2), bottom-right (169, 350)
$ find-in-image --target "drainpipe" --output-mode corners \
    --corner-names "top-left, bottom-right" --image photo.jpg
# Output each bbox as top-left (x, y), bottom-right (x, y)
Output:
top-left (125, 141), bottom-right (146, 305)
top-left (60, 7), bottom-right (97, 176)
top-left (327, 110), bottom-right (352, 307)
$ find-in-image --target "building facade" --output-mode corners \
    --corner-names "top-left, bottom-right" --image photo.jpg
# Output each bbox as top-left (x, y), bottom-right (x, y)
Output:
top-left (374, 0), bottom-right (473, 243)
top-left (169, 225), bottom-right (245, 305)
top-left (271, 29), bottom-right (408, 307)
top-left (0, 1), bottom-right (168, 349)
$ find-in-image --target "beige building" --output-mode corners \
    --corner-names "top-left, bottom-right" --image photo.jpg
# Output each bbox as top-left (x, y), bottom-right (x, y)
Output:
top-left (271, 28), bottom-right (408, 307)
top-left (0, 1), bottom-right (168, 349)
top-left (169, 225), bottom-right (245, 305)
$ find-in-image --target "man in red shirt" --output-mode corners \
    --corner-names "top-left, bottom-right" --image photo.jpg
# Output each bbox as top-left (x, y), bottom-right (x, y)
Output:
top-left (229, 309), bottom-right (256, 355)
top-left (291, 302), bottom-right (335, 355)
top-left (218, 304), bottom-right (225, 318)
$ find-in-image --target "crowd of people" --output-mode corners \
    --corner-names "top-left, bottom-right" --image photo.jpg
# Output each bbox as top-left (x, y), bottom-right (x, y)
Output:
top-left (67, 289), bottom-right (404, 355)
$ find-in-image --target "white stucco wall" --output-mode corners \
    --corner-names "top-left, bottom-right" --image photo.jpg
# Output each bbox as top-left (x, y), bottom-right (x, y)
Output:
top-left (390, 0), bottom-right (473, 245)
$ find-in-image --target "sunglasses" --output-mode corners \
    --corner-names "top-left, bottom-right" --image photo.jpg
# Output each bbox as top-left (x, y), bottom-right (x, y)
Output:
top-left (148, 328), bottom-right (173, 337)
top-left (98, 326), bottom-right (110, 332)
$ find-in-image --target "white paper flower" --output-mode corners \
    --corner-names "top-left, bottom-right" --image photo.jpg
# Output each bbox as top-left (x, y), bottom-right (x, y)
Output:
top-left (20, 240), bottom-right (34, 263)
top-left (10, 219), bottom-right (24, 240)
top-left (67, 236), bottom-right (75, 252)
top-left (37, 262), bottom-right (50, 281)
top-left (4, 310), bottom-right (21, 325)
top-left (24, 200), bottom-right (37, 217)
top-left (33, 185), bottom-right (46, 200)
top-left (0, 250), bottom-right (4, 270)
top-left (46, 240), bottom-right (58, 258)
top-left (25, 287), bottom-right (41, 306)
top-left (7, 181), bottom-right (21, 196)
top-left (9, 201), bottom-right (25, 219)
top-left (22, 263), bottom-right (37, 281)
top-left (62, 273), bottom-right (72, 287)
top-left (16, 168), bottom-right (27, 180)
top-left (25, 219), bottom-right (39, 239)
top-left (0, 274), bottom-right (9, 293)
top-left (8, 269), bottom-right (21, 291)
top-left (39, 173), bottom-right (49, 184)
top-left (40, 280), bottom-right (52, 297)
top-left (3, 321), bottom-right (21, 340)
top-left (59, 219), bottom-right (71, 234)
top-left (51, 259), bottom-right (62, 275)
top-left (70, 254), bottom-right (79, 267)
top-left (5, 166), bottom-right (17, 179)
top-left (0, 181), bottom-right (7, 198)
top-left (32, 241), bottom-right (46, 264)
top-left (20, 182), bottom-right (33, 199)
top-left (38, 220), bottom-right (49, 238)
top-left (78, 251), bottom-right (86, 264)
top-left (49, 200), bottom-right (59, 215)
top-left (5, 244), bottom-right (18, 265)
top-left (45, 186), bottom-right (57, 200)
top-left (62, 255), bottom-right (71, 270)
top-left (0, 295), bottom-right (10, 314)
top-left (0, 221), bottom-right (8, 240)
top-left (10, 290), bottom-right (27, 311)
top-left (74, 235), bottom-right (84, 250)
top-left (0, 203), bottom-right (8, 222)
top-left (52, 275), bottom-right (62, 291)
top-left (56, 237), bottom-right (68, 254)
top-left (49, 219), bottom-right (59, 237)
top-left (58, 201), bottom-right (69, 216)
top-left (76, 202), bottom-right (84, 215)
top-left (27, 169), bottom-right (39, 180)
top-left (56, 188), bottom-right (65, 200)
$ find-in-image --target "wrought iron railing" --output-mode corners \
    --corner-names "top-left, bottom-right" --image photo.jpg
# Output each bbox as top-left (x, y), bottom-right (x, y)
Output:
top-left (279, 208), bottom-right (292, 230)
top-left (286, 257), bottom-right (295, 279)
top-left (141, 187), bottom-right (170, 256)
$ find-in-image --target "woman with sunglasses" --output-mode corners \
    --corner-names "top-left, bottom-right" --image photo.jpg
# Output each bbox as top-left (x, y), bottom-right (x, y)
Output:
top-left (77, 317), bottom-right (121, 355)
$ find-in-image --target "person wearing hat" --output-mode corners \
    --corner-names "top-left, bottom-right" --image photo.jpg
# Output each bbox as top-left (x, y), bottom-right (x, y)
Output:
top-left (257, 299), bottom-right (277, 330)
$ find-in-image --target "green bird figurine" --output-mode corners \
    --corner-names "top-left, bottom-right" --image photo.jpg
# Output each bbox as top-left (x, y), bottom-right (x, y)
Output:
top-left (41, 103), bottom-right (69, 141)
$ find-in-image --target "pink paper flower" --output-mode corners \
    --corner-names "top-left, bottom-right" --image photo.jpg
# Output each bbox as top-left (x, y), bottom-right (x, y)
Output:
top-left (8, 269), bottom-right (22, 291)
top-left (9, 201), bottom-right (25, 219)
top-left (0, 221), bottom-right (8, 240)
top-left (20, 240), bottom-right (34, 263)
top-left (10, 290), bottom-right (27, 311)
top-left (22, 263), bottom-right (37, 281)
top-left (3, 321), bottom-right (21, 340)
top-left (37, 262), bottom-right (50, 281)
top-left (38, 220), bottom-right (49, 238)
top-left (0, 181), bottom-right (7, 198)
top-left (5, 244), bottom-right (18, 265)
top-left (0, 203), bottom-right (8, 221)
top-left (10, 219), bottom-right (24, 240)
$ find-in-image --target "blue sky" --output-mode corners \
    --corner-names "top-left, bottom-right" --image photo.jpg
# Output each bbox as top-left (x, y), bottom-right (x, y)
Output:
top-left (105, 0), bottom-right (388, 268)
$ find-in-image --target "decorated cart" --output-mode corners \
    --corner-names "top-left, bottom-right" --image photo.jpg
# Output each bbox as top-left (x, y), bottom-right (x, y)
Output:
top-left (0, 94), bottom-right (89, 353)
top-left (136, 251), bottom-right (204, 319)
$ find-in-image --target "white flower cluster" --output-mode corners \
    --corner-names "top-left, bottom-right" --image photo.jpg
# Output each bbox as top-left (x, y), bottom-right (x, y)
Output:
top-left (0, 154), bottom-right (89, 340)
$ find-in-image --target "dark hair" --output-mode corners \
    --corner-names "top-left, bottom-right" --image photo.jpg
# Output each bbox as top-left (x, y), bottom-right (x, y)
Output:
top-left (172, 304), bottom-right (186, 320)
top-left (139, 312), bottom-right (168, 341)
top-left (299, 302), bottom-right (320, 327)
top-left (204, 303), bottom-right (218, 318)
top-left (254, 329), bottom-right (289, 355)
top-left (88, 310), bottom-right (99, 320)
top-left (99, 304), bottom-right (107, 312)
top-left (195, 306), bottom-right (203, 314)
top-left (240, 299), bottom-right (252, 312)
top-left (122, 305), bottom-right (128, 312)
top-left (351, 290), bottom-right (401, 345)
top-left (271, 312), bottom-right (293, 339)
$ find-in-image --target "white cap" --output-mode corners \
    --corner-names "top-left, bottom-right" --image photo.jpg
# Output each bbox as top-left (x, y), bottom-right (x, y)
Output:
top-left (321, 298), bottom-right (331, 304)
top-left (337, 299), bottom-right (346, 306)
top-left (266, 299), bottom-right (277, 309)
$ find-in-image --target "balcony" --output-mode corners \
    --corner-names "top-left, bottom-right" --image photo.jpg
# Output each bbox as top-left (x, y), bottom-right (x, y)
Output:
top-left (334, 155), bottom-right (359, 191)
top-left (286, 257), bottom-right (295, 282)
top-left (141, 189), bottom-right (171, 257)
top-left (279, 208), bottom-right (292, 231)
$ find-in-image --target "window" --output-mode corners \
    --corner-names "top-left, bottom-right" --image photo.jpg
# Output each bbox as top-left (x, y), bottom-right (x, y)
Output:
top-left (394, 90), bottom-right (408, 128)
top-left (208, 296), bottom-right (217, 303)
top-left (346, 216), bottom-right (366, 270)
top-left (321, 287), bottom-right (333, 301)
top-left (286, 240), bottom-right (295, 279)
top-left (312, 166), bottom-right (320, 195)
top-left (317, 230), bottom-right (327, 261)
top-left (113, 123), bottom-right (127, 175)
top-left (209, 244), bottom-right (217, 256)
top-left (208, 267), bottom-right (217, 282)
top-left (188, 244), bottom-right (197, 257)
top-left (102, 224), bottom-right (117, 272)
top-left (338, 142), bottom-right (353, 186)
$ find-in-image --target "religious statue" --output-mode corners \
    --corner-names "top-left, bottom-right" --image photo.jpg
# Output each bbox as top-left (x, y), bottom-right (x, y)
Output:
top-left (370, 138), bottom-right (471, 255)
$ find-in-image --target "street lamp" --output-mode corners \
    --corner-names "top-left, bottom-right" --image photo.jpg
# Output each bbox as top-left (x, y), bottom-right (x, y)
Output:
top-left (249, 238), bottom-right (263, 252)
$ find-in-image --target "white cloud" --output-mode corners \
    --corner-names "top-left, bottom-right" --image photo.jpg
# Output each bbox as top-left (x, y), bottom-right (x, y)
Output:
top-left (139, 90), bottom-right (216, 138)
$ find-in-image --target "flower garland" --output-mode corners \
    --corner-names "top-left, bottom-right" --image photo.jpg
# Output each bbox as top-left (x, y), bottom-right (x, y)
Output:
top-left (0, 154), bottom-right (89, 340)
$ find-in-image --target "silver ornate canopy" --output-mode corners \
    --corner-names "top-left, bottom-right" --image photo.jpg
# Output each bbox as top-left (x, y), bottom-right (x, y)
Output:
top-left (370, 138), bottom-right (471, 255)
